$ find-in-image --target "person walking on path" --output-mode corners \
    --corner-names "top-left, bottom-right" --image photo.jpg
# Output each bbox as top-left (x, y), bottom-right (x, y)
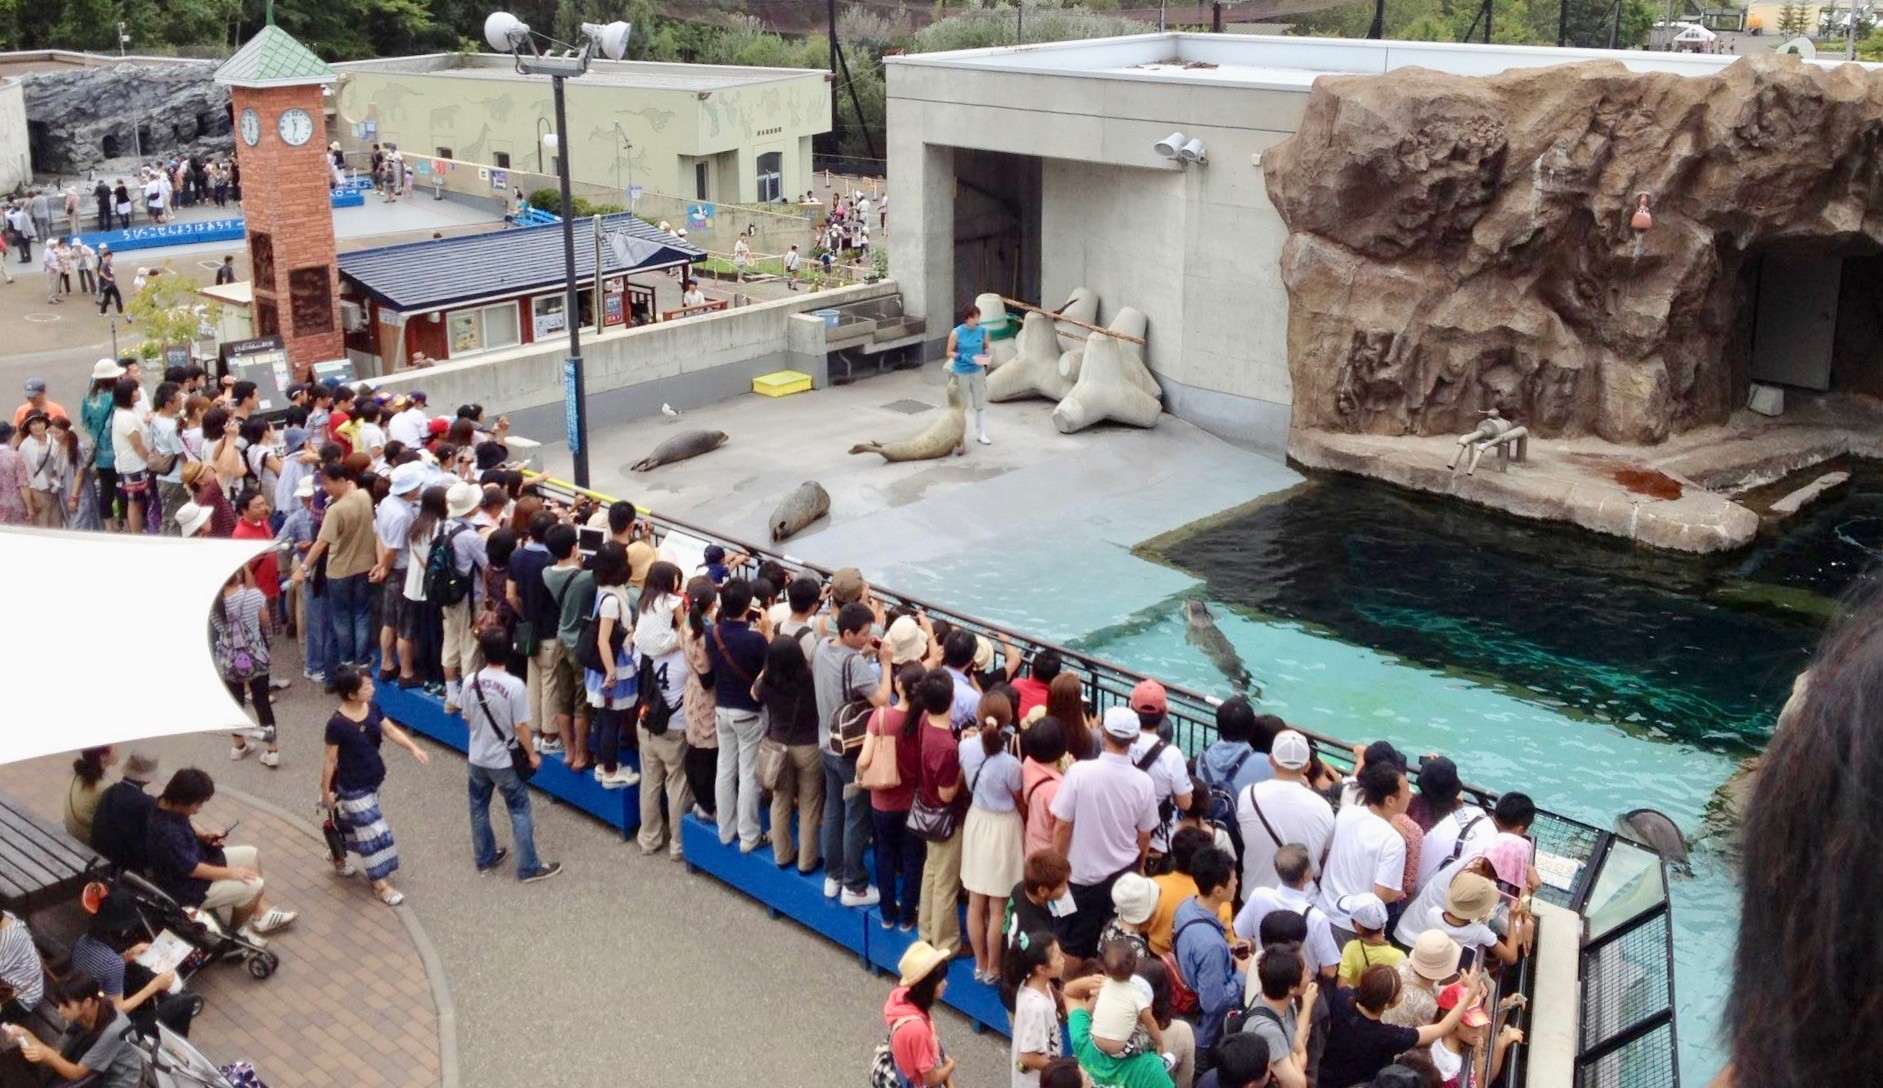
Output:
top-left (211, 571), bottom-right (280, 768)
top-left (41, 242), bottom-right (63, 305)
top-left (73, 238), bottom-right (96, 297)
top-left (321, 668), bottom-right (429, 905)
top-left (96, 249), bottom-right (123, 315)
top-left (462, 626), bottom-right (562, 883)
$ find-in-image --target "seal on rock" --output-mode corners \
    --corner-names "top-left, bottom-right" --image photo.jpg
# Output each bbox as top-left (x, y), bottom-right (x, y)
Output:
top-left (849, 379), bottom-right (967, 463)
top-left (632, 429), bottom-right (728, 472)
top-left (769, 481), bottom-right (831, 542)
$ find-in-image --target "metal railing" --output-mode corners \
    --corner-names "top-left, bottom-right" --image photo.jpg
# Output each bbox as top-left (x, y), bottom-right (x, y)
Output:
top-left (522, 472), bottom-right (1678, 1088)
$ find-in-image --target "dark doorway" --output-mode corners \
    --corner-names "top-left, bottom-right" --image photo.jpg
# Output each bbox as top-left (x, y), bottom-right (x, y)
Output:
top-left (952, 149), bottom-right (1041, 311)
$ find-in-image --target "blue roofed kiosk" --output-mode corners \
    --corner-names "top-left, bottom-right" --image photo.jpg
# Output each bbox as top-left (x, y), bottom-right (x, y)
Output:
top-left (336, 212), bottom-right (705, 370)
top-left (215, 20), bottom-right (342, 381)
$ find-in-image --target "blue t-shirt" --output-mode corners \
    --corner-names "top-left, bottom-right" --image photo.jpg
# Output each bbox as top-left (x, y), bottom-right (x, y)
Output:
top-left (950, 323), bottom-right (987, 374)
top-left (144, 808), bottom-right (210, 906)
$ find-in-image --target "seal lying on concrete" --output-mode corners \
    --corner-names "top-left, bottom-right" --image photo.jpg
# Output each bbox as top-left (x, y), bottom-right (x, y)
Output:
top-left (1616, 808), bottom-right (1690, 867)
top-left (1185, 600), bottom-right (1256, 695)
top-left (632, 429), bottom-right (728, 472)
top-left (769, 481), bottom-right (831, 542)
top-left (848, 379), bottom-right (966, 463)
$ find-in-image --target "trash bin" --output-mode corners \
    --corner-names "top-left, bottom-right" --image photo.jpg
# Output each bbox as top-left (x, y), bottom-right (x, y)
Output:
top-left (812, 308), bottom-right (841, 330)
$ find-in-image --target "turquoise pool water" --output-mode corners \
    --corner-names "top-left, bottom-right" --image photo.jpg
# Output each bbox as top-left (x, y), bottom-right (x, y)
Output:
top-left (882, 467), bottom-right (1880, 1084)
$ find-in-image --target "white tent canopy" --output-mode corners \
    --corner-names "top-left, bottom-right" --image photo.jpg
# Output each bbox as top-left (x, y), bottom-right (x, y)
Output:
top-left (0, 528), bottom-right (269, 766)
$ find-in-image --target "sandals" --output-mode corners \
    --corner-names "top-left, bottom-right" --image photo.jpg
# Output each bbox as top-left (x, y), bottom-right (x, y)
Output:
top-left (377, 887), bottom-right (406, 906)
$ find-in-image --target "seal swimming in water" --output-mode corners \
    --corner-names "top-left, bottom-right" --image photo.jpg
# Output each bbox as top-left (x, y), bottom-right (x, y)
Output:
top-left (1617, 808), bottom-right (1690, 867)
top-left (848, 379), bottom-right (965, 463)
top-left (769, 481), bottom-right (830, 542)
top-left (632, 429), bottom-right (727, 472)
top-left (1185, 600), bottom-right (1256, 695)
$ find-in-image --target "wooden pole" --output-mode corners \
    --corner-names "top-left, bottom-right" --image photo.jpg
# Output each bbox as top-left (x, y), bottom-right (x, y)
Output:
top-left (999, 296), bottom-right (1146, 345)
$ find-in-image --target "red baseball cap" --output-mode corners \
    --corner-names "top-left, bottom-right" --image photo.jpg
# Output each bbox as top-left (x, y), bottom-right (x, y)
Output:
top-left (1438, 983), bottom-right (1491, 1027)
top-left (1130, 679), bottom-right (1167, 715)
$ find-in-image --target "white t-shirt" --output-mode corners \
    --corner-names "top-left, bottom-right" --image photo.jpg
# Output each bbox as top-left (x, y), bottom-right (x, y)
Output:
top-left (464, 668), bottom-right (531, 770)
top-left (1429, 1039), bottom-right (1465, 1085)
top-left (1236, 778), bottom-right (1335, 896)
top-left (110, 408), bottom-right (147, 472)
top-left (1011, 983), bottom-right (1061, 1088)
top-left (1090, 977), bottom-right (1148, 1043)
top-left (634, 592), bottom-right (686, 709)
top-left (1128, 732), bottom-right (1192, 852)
top-left (388, 407), bottom-right (427, 448)
top-left (1233, 884), bottom-right (1341, 973)
top-left (403, 530), bottom-right (432, 602)
top-left (1317, 805), bottom-right (1406, 929)
top-left (1394, 857), bottom-right (1498, 956)
top-left (1419, 805), bottom-right (1493, 890)
top-left (148, 415), bottom-right (186, 483)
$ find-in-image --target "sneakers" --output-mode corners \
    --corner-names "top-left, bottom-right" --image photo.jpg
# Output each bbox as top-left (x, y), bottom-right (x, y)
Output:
top-left (476, 846), bottom-right (510, 873)
top-left (268, 676), bottom-right (292, 691)
top-left (259, 751), bottom-right (279, 769)
top-left (243, 728), bottom-right (272, 741)
top-left (304, 668), bottom-right (327, 683)
top-left (880, 914), bottom-right (899, 930)
top-left (235, 926), bottom-right (268, 949)
top-left (332, 860), bottom-right (358, 878)
top-left (230, 743), bottom-right (252, 761)
top-left (537, 735), bottom-right (566, 754)
top-left (598, 768), bottom-right (639, 789)
top-left (521, 862), bottom-right (563, 884)
top-left (251, 907), bottom-right (297, 934)
top-left (840, 886), bottom-right (881, 909)
top-left (977, 434), bottom-right (992, 445)
top-left (823, 877), bottom-right (840, 899)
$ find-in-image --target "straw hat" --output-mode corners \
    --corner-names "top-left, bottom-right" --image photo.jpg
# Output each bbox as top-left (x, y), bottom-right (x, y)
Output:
top-left (1408, 930), bottom-right (1462, 982)
top-left (883, 615), bottom-right (928, 666)
top-left (90, 358), bottom-right (124, 381)
top-left (174, 501), bottom-right (213, 538)
top-left (1446, 872), bottom-right (1500, 925)
top-left (896, 940), bottom-right (951, 987)
top-left (445, 480), bottom-right (481, 518)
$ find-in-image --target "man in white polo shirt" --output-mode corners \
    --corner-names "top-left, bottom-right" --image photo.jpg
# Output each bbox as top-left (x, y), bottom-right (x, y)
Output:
top-left (1236, 729), bottom-right (1335, 896)
top-left (1049, 705), bottom-right (1159, 958)
top-left (1316, 760), bottom-right (1410, 945)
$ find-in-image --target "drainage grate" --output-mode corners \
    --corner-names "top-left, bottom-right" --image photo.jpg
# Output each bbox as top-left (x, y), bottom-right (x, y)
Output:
top-left (881, 399), bottom-right (932, 415)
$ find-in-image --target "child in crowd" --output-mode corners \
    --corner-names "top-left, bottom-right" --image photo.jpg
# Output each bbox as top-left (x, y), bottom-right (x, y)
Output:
top-left (1006, 929), bottom-right (1066, 1088)
top-left (1335, 892), bottom-right (1404, 987)
top-left (1089, 939), bottom-right (1165, 1062)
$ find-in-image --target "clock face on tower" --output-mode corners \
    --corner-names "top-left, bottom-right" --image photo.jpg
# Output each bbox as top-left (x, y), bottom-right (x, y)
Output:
top-left (239, 109), bottom-right (261, 146)
top-left (276, 108), bottom-right (314, 147)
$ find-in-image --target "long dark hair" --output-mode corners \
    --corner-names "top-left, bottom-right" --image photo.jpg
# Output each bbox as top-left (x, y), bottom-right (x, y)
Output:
top-left (978, 690), bottom-right (1013, 758)
top-left (999, 928), bottom-right (1058, 1013)
top-left (685, 575), bottom-right (717, 637)
top-left (409, 484), bottom-right (448, 546)
top-left (643, 560), bottom-right (682, 602)
top-left (72, 747), bottom-right (110, 787)
top-left (756, 634), bottom-right (812, 703)
top-left (1046, 673), bottom-right (1093, 761)
top-left (1730, 589), bottom-right (1883, 1088)
top-left (895, 662), bottom-right (927, 741)
top-left (905, 959), bottom-right (947, 1011)
top-left (592, 541), bottom-right (630, 588)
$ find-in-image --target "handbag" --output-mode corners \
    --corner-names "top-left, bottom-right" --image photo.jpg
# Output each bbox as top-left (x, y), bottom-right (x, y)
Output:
top-left (906, 728), bottom-right (972, 844)
top-left (217, 593), bottom-right (265, 681)
top-left (635, 654), bottom-right (677, 736)
top-left (471, 670), bottom-right (535, 782)
top-left (576, 590), bottom-right (626, 673)
top-left (756, 733), bottom-right (788, 792)
top-left (855, 708), bottom-right (901, 792)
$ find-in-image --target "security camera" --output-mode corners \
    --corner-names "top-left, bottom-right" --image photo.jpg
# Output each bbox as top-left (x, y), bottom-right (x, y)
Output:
top-left (1153, 131), bottom-right (1186, 159)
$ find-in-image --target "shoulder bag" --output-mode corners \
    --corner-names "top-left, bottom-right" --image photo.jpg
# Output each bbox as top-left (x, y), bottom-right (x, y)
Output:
top-left (755, 685), bottom-right (793, 792)
top-left (907, 728), bottom-right (972, 843)
top-left (830, 653), bottom-right (875, 762)
top-left (471, 670), bottom-right (535, 782)
top-left (855, 708), bottom-right (901, 792)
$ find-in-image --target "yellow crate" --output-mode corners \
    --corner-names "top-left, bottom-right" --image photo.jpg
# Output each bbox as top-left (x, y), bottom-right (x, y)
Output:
top-left (753, 370), bottom-right (813, 398)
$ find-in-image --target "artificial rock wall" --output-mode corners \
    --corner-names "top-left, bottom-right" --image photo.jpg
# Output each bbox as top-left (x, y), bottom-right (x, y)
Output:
top-left (1264, 53), bottom-right (1883, 446)
top-left (22, 63), bottom-right (231, 174)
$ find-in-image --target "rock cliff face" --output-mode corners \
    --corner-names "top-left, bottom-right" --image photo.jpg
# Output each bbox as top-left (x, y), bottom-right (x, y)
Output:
top-left (1264, 54), bottom-right (1883, 445)
top-left (22, 64), bottom-right (232, 174)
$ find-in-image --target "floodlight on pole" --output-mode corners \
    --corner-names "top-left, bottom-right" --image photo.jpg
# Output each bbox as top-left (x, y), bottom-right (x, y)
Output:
top-left (486, 11), bottom-right (633, 489)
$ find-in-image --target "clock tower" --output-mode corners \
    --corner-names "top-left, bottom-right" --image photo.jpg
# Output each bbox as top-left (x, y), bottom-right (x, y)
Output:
top-left (214, 25), bottom-right (342, 379)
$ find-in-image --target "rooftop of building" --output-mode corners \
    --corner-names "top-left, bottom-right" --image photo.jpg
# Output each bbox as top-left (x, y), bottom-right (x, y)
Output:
top-left (332, 52), bottom-right (826, 92)
top-left (886, 30), bottom-right (1876, 90)
top-left (0, 49), bottom-right (212, 80)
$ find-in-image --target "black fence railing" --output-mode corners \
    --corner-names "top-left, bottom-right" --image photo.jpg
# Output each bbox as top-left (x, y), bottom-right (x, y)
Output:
top-left (526, 473), bottom-right (1678, 1088)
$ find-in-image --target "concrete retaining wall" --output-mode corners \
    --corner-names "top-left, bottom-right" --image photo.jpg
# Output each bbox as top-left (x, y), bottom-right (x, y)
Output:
top-left (370, 280), bottom-right (899, 436)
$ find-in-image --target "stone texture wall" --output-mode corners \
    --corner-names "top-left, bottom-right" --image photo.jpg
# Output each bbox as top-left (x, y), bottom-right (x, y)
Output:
top-left (1263, 54), bottom-right (1883, 446)
top-left (21, 63), bottom-right (231, 174)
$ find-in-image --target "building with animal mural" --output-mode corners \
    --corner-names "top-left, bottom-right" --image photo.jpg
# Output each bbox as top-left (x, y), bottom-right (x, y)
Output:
top-left (329, 54), bottom-right (830, 206)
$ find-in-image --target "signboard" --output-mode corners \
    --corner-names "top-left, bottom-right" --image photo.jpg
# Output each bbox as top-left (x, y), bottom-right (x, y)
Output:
top-left (432, 159), bottom-right (448, 175)
top-left (478, 166), bottom-right (490, 181)
top-left (310, 358), bottom-right (359, 388)
top-left (74, 218), bottom-right (244, 254)
top-left (628, 184), bottom-right (643, 205)
top-left (218, 336), bottom-right (293, 416)
top-left (686, 202), bottom-right (714, 229)
top-left (162, 344), bottom-right (191, 370)
top-left (491, 170), bottom-right (508, 192)
top-left (603, 277), bottom-right (625, 326)
top-left (562, 356), bottom-right (582, 455)
top-left (533, 295), bottom-right (566, 339)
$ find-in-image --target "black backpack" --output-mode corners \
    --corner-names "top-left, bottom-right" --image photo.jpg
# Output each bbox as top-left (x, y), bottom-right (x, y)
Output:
top-left (424, 524), bottom-right (474, 606)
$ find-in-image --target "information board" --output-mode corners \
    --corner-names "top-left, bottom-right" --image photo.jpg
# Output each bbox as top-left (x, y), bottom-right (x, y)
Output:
top-left (219, 336), bottom-right (293, 414)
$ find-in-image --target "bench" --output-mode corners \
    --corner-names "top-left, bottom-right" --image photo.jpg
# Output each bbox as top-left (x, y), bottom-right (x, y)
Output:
top-left (0, 794), bottom-right (99, 917)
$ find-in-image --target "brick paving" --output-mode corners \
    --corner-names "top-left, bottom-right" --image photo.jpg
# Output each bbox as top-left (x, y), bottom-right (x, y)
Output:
top-left (0, 755), bottom-right (443, 1088)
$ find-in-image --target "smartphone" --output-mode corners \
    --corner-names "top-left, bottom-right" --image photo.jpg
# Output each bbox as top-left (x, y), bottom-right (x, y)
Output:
top-left (1231, 944), bottom-right (1252, 960)
top-left (218, 819), bottom-right (240, 840)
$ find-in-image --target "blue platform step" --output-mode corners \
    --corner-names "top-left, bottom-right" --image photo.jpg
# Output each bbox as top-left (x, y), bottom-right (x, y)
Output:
top-left (375, 677), bottom-right (640, 838)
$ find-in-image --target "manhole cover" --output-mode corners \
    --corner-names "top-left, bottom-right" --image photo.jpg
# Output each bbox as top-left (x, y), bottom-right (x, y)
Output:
top-left (23, 313), bottom-right (60, 323)
top-left (198, 260), bottom-right (222, 272)
top-left (881, 399), bottom-right (931, 414)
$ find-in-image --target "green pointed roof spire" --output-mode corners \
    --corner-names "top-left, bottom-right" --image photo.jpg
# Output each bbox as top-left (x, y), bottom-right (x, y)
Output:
top-left (215, 24), bottom-right (335, 88)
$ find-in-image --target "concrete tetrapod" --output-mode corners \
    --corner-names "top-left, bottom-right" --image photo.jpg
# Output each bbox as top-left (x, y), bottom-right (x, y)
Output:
top-left (987, 310), bottom-right (1076, 403)
top-left (1054, 287), bottom-right (1100, 353)
top-left (849, 378), bottom-right (967, 461)
top-left (976, 293), bottom-right (1018, 369)
top-left (1052, 307), bottom-right (1162, 434)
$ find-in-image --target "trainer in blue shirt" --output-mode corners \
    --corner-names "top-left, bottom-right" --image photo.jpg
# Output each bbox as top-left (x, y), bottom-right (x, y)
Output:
top-left (945, 305), bottom-right (991, 448)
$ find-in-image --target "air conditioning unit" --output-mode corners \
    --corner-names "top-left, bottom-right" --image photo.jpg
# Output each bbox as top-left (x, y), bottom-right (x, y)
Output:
top-left (340, 300), bottom-right (367, 332)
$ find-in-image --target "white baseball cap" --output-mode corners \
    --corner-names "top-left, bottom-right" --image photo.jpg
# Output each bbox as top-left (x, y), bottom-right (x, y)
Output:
top-left (1101, 705), bottom-right (1140, 740)
top-left (1271, 729), bottom-right (1312, 771)
top-left (1337, 892), bottom-right (1389, 932)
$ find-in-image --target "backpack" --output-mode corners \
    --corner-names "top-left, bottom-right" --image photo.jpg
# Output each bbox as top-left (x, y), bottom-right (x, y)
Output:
top-left (1447, 811), bottom-right (1488, 865)
top-left (870, 1016), bottom-right (922, 1088)
top-left (424, 523), bottom-right (474, 607)
top-left (1136, 739), bottom-right (1178, 833)
top-left (1223, 998), bottom-right (1285, 1041)
top-left (831, 652), bottom-right (874, 761)
top-left (1203, 748), bottom-right (1253, 856)
top-left (1163, 916), bottom-right (1216, 1016)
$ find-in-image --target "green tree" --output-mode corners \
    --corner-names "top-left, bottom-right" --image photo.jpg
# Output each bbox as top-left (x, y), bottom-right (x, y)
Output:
top-left (126, 272), bottom-right (220, 362)
top-left (1777, 0), bottom-right (1808, 34)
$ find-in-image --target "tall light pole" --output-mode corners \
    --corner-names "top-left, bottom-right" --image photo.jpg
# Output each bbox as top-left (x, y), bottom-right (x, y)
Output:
top-left (485, 12), bottom-right (631, 490)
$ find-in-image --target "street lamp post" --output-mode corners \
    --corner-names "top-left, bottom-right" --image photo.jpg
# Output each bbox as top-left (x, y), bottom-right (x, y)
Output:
top-left (485, 12), bottom-right (631, 490)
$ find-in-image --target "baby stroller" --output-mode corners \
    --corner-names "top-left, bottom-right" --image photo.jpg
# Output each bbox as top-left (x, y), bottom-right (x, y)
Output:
top-left (93, 873), bottom-right (280, 981)
top-left (125, 1021), bottom-right (257, 1088)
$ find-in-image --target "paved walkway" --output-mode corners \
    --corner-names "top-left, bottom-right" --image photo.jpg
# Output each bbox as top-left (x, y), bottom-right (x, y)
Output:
top-left (0, 752), bottom-right (445, 1088)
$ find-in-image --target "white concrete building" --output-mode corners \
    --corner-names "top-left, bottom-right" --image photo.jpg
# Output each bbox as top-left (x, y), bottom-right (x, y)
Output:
top-left (886, 33), bottom-right (1794, 453)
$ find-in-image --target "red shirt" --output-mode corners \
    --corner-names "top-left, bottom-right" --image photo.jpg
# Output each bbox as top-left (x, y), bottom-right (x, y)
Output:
top-left (866, 707), bottom-right (921, 813)
top-left (232, 517), bottom-right (279, 597)
top-left (916, 718), bottom-right (960, 809)
top-left (1011, 676), bottom-right (1050, 720)
top-left (327, 409), bottom-right (352, 456)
